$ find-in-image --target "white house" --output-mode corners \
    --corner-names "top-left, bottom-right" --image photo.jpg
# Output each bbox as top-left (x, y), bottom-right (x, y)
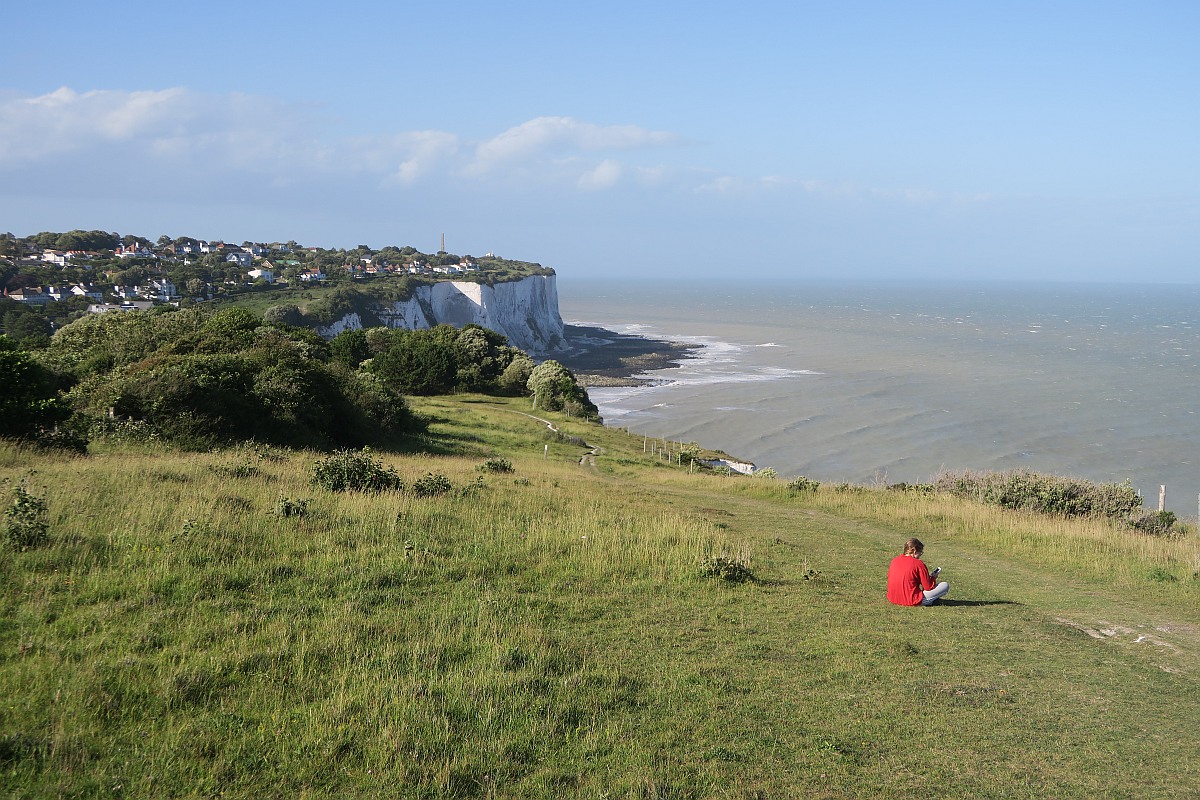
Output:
top-left (70, 284), bottom-right (104, 300)
top-left (6, 287), bottom-right (53, 305)
top-left (247, 268), bottom-right (275, 284)
top-left (88, 301), bottom-right (154, 314)
top-left (139, 278), bottom-right (176, 301)
top-left (116, 245), bottom-right (154, 259)
top-left (298, 268), bottom-right (326, 282)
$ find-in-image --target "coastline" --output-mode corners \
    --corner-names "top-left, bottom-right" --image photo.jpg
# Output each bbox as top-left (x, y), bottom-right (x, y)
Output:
top-left (559, 323), bottom-right (699, 387)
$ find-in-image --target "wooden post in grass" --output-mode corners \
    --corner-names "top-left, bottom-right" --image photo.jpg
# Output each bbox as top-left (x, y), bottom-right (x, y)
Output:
top-left (543, 444), bottom-right (548, 460)
top-left (1159, 485), bottom-right (1166, 512)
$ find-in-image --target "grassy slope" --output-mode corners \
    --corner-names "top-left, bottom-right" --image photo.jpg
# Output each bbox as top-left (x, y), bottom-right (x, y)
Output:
top-left (1, 395), bottom-right (1197, 799)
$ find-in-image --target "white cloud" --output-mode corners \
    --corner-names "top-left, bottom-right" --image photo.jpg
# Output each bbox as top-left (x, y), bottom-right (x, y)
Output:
top-left (465, 116), bottom-right (679, 177)
top-left (0, 87), bottom-right (318, 173)
top-left (0, 87), bottom-right (196, 160)
top-left (0, 90), bottom-right (693, 196)
top-left (577, 159), bottom-right (623, 191)
top-left (694, 174), bottom-right (794, 194)
top-left (0, 86), bottom-right (988, 221)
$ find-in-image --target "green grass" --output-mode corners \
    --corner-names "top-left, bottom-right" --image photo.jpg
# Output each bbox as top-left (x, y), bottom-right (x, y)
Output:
top-left (2, 395), bottom-right (1198, 798)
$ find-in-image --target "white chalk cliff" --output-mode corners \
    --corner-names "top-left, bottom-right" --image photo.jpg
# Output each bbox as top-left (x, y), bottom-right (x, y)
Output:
top-left (319, 274), bottom-right (566, 355)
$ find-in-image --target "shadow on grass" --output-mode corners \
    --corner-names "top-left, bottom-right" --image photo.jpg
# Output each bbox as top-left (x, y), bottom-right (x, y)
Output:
top-left (935, 599), bottom-right (1020, 607)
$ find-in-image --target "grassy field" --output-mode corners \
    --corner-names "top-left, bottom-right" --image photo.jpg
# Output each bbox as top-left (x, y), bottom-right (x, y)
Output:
top-left (2, 395), bottom-right (1197, 798)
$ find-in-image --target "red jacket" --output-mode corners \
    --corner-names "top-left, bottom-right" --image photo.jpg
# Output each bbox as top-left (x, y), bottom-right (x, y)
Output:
top-left (887, 555), bottom-right (936, 606)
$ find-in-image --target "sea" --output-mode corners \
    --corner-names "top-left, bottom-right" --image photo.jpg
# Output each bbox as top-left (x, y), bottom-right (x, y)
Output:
top-left (558, 278), bottom-right (1200, 517)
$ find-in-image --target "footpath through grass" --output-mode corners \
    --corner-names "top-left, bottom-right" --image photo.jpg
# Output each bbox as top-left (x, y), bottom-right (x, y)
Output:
top-left (1, 395), bottom-right (1197, 798)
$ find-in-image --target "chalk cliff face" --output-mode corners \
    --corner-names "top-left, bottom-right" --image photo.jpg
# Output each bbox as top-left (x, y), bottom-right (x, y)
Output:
top-left (319, 274), bottom-right (566, 355)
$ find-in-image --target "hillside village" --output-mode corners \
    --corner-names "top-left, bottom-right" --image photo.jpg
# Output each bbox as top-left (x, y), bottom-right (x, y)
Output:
top-left (0, 230), bottom-right (550, 322)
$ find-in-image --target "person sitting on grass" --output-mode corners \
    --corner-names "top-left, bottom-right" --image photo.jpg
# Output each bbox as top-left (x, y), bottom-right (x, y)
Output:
top-left (886, 537), bottom-right (949, 606)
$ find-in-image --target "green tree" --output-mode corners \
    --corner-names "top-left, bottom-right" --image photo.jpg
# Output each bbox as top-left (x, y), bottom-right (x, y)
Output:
top-left (71, 323), bottom-right (415, 449)
top-left (263, 304), bottom-right (304, 327)
top-left (330, 329), bottom-right (371, 368)
top-left (453, 325), bottom-right (513, 390)
top-left (2, 307), bottom-right (53, 349)
top-left (498, 353), bottom-right (535, 395)
top-left (370, 329), bottom-right (457, 395)
top-left (0, 337), bottom-right (72, 441)
top-left (527, 360), bottom-right (598, 418)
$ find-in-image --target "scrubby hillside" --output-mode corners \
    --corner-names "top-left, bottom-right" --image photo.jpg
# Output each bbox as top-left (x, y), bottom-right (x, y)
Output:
top-left (1, 395), bottom-right (1197, 798)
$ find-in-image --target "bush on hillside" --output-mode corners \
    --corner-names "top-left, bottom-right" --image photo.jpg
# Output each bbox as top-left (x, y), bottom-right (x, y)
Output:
top-left (5, 480), bottom-right (49, 549)
top-left (932, 469), bottom-right (1144, 520)
top-left (1130, 511), bottom-right (1179, 538)
top-left (0, 337), bottom-right (82, 451)
top-left (368, 324), bottom-right (526, 396)
top-left (409, 472), bottom-right (454, 498)
top-left (699, 550), bottom-right (755, 583)
top-left (62, 312), bottom-right (418, 449)
top-left (477, 457), bottom-right (515, 474)
top-left (310, 449), bottom-right (404, 493)
top-left (527, 360), bottom-right (599, 419)
top-left (787, 476), bottom-right (821, 494)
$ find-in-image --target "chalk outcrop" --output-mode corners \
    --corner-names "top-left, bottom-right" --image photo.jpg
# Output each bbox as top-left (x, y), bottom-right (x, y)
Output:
top-left (319, 274), bottom-right (566, 355)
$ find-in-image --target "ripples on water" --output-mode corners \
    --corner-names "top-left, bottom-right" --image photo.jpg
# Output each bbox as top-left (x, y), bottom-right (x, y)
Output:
top-left (561, 279), bottom-right (1200, 515)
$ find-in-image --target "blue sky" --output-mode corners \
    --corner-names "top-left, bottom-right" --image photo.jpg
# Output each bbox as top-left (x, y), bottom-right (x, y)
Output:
top-left (3, 1), bottom-right (1197, 282)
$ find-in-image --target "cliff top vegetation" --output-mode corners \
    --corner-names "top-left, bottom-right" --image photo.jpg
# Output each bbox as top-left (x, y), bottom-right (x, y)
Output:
top-left (1, 229), bottom-right (552, 344)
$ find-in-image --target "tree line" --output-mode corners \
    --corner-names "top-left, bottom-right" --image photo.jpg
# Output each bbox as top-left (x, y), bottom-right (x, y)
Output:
top-left (1, 307), bottom-right (597, 453)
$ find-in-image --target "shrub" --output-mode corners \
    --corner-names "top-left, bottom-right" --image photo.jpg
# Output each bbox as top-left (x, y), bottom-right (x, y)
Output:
top-left (410, 472), bottom-right (453, 498)
top-left (311, 449), bottom-right (404, 493)
top-left (679, 443), bottom-right (703, 467)
top-left (754, 467), bottom-right (779, 479)
top-left (787, 476), bottom-right (821, 494)
top-left (0, 337), bottom-right (75, 444)
top-left (699, 550), bottom-right (755, 583)
top-left (211, 460), bottom-right (262, 479)
top-left (477, 457), bottom-right (515, 474)
top-left (933, 469), bottom-right (1143, 520)
top-left (887, 482), bottom-right (934, 494)
top-left (1130, 511), bottom-right (1178, 538)
top-left (527, 360), bottom-right (599, 418)
top-left (5, 480), bottom-right (49, 549)
top-left (497, 353), bottom-right (535, 395)
top-left (273, 495), bottom-right (310, 519)
top-left (1147, 566), bottom-right (1178, 583)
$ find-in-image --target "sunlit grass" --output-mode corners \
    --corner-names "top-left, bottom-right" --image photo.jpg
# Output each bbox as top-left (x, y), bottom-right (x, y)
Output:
top-left (2, 398), bottom-right (1198, 798)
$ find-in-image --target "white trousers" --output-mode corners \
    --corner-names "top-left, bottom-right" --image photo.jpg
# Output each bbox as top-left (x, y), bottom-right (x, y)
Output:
top-left (921, 581), bottom-right (950, 605)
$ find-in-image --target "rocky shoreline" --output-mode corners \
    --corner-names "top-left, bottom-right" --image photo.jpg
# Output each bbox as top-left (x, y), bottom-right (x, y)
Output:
top-left (558, 324), bottom-right (698, 387)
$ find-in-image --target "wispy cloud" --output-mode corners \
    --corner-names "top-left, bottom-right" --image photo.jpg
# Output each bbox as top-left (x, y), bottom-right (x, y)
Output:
top-left (0, 87), bottom-right (980, 212)
top-left (0, 89), bottom-right (695, 195)
top-left (577, 159), bottom-right (623, 191)
top-left (694, 174), bottom-right (796, 194)
top-left (465, 116), bottom-right (679, 177)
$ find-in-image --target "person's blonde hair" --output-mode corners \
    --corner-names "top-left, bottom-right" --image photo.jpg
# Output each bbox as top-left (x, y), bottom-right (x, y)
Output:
top-left (903, 538), bottom-right (924, 556)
